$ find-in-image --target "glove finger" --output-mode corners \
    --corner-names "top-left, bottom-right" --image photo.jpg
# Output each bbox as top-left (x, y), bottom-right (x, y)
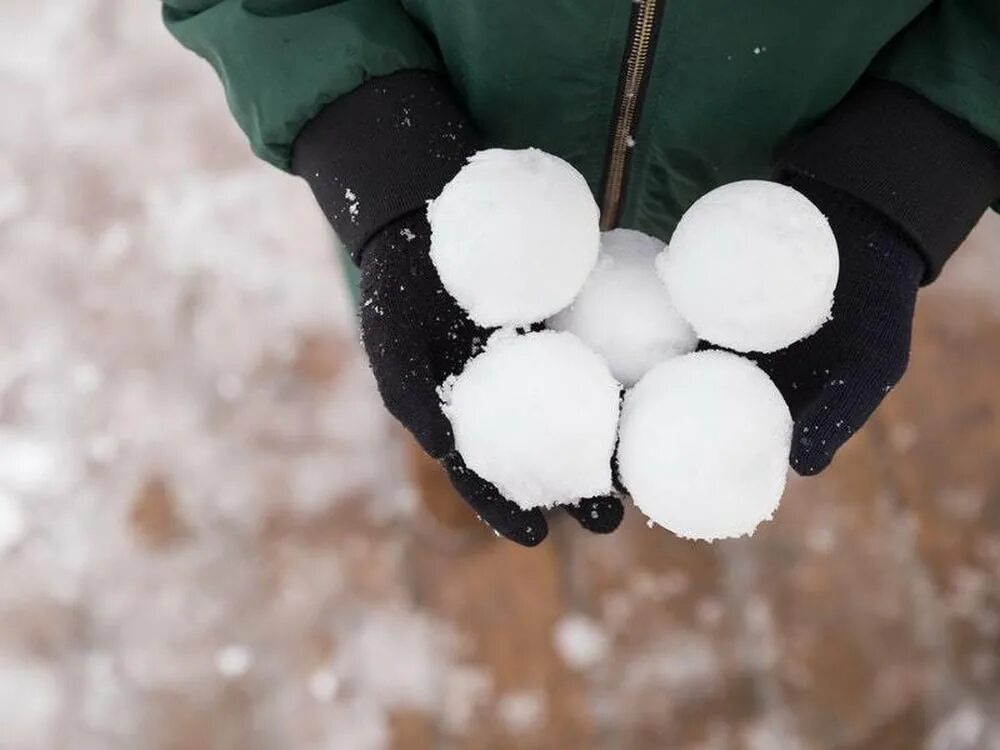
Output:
top-left (443, 453), bottom-right (548, 547)
top-left (360, 252), bottom-right (455, 459)
top-left (789, 364), bottom-right (900, 476)
top-left (563, 495), bottom-right (625, 534)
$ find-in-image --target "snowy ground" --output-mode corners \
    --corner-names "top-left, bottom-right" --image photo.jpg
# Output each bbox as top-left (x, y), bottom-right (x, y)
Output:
top-left (2, 2), bottom-right (1000, 749)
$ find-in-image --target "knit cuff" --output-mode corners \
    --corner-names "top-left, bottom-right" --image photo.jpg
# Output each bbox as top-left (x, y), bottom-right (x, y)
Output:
top-left (292, 70), bottom-right (481, 263)
top-left (776, 79), bottom-right (1000, 283)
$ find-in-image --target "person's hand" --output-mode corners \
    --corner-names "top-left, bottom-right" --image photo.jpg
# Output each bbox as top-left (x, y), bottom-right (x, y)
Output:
top-left (754, 175), bottom-right (925, 475)
top-left (358, 211), bottom-right (624, 545)
top-left (292, 72), bottom-right (623, 544)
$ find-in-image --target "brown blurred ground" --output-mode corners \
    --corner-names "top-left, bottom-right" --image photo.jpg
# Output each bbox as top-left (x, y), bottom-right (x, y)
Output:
top-left (1, 2), bottom-right (999, 749)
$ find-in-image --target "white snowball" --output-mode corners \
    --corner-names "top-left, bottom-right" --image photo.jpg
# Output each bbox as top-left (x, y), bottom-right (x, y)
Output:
top-left (429, 148), bottom-right (600, 327)
top-left (659, 180), bottom-right (839, 353)
top-left (618, 350), bottom-right (792, 540)
top-left (548, 229), bottom-right (697, 386)
top-left (442, 331), bottom-right (620, 509)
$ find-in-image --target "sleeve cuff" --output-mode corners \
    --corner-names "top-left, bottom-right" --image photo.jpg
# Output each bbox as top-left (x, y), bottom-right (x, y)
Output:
top-left (292, 70), bottom-right (481, 262)
top-left (775, 79), bottom-right (1000, 283)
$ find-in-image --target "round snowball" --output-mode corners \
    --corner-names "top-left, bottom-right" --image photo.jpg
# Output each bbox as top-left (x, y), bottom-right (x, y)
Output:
top-left (442, 331), bottom-right (620, 509)
top-left (659, 180), bottom-right (839, 353)
top-left (618, 350), bottom-right (792, 540)
top-left (429, 148), bottom-right (600, 327)
top-left (548, 229), bottom-right (697, 386)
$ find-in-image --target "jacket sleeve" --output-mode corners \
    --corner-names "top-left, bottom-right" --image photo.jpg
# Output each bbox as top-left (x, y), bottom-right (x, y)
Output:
top-left (870, 0), bottom-right (1000, 150)
top-left (162, 0), bottom-right (443, 170)
top-left (776, 1), bottom-right (1000, 283)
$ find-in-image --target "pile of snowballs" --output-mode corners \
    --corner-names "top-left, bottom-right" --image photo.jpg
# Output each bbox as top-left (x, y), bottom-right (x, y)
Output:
top-left (429, 149), bottom-right (839, 540)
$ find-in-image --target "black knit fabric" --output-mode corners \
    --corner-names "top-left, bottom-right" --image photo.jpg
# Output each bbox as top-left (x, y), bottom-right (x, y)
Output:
top-left (756, 175), bottom-right (925, 475)
top-left (292, 70), bottom-right (480, 261)
top-left (360, 212), bottom-right (624, 545)
top-left (776, 79), bottom-right (1000, 283)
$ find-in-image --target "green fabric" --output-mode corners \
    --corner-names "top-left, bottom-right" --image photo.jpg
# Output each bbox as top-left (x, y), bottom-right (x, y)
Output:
top-left (163, 0), bottom-right (442, 167)
top-left (871, 1), bottom-right (1000, 172)
top-left (164, 0), bottom-right (999, 236)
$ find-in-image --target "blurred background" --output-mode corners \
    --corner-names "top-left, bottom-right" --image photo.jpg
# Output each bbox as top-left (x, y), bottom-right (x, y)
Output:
top-left (2, 2), bottom-right (1000, 748)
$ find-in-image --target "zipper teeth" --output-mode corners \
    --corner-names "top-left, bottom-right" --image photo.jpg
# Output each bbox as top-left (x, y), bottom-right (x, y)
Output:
top-left (601, 0), bottom-right (659, 230)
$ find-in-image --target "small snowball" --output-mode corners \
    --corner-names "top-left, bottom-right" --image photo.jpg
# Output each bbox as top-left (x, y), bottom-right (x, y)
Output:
top-left (548, 229), bottom-right (696, 386)
top-left (660, 180), bottom-right (839, 353)
top-left (429, 149), bottom-right (600, 327)
top-left (442, 331), bottom-right (620, 509)
top-left (618, 350), bottom-right (792, 540)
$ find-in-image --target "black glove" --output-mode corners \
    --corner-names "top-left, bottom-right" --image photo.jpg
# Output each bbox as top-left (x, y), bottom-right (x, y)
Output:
top-left (754, 175), bottom-right (923, 475)
top-left (293, 71), bottom-right (623, 545)
top-left (359, 211), bottom-right (623, 544)
top-left (766, 79), bottom-right (1000, 474)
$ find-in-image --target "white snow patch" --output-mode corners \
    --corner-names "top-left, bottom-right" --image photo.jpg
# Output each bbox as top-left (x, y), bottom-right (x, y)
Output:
top-left (497, 689), bottom-right (547, 734)
top-left (308, 668), bottom-right (340, 702)
top-left (0, 658), bottom-right (63, 746)
top-left (215, 644), bottom-right (253, 678)
top-left (624, 632), bottom-right (721, 693)
top-left (927, 703), bottom-right (987, 750)
top-left (553, 613), bottom-right (610, 670)
top-left (0, 431), bottom-right (62, 494)
top-left (333, 608), bottom-right (461, 712)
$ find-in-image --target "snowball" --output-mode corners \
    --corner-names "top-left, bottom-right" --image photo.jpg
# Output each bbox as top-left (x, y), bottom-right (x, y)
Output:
top-left (442, 331), bottom-right (620, 509)
top-left (617, 350), bottom-right (792, 540)
top-left (659, 180), bottom-right (839, 353)
top-left (429, 148), bottom-right (600, 327)
top-left (548, 229), bottom-right (697, 386)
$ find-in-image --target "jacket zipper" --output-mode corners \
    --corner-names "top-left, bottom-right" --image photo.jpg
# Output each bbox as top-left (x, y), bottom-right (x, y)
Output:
top-left (600, 0), bottom-right (663, 230)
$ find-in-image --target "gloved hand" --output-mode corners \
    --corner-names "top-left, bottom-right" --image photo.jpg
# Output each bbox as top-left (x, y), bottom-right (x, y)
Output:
top-left (359, 211), bottom-right (623, 545)
top-left (765, 81), bottom-right (1000, 475)
top-left (293, 71), bottom-right (623, 545)
top-left (754, 175), bottom-right (924, 475)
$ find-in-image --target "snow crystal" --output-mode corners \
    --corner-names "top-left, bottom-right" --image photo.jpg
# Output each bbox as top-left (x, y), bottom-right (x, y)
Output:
top-left (553, 613), bottom-right (610, 670)
top-left (428, 148), bottom-right (600, 327)
top-left (660, 180), bottom-right (839, 353)
top-left (344, 188), bottom-right (360, 222)
top-left (548, 228), bottom-right (696, 386)
top-left (442, 331), bottom-right (620, 509)
top-left (618, 350), bottom-right (792, 540)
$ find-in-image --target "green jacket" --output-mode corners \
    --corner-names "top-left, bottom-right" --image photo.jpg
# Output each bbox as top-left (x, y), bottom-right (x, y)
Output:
top-left (164, 0), bottom-right (999, 241)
